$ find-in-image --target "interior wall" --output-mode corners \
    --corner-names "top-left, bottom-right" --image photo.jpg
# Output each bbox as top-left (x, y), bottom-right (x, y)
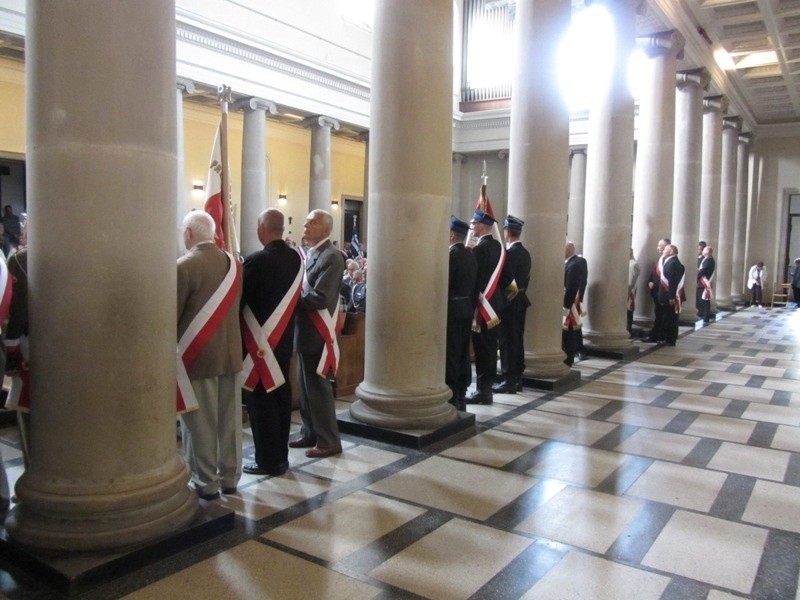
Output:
top-left (0, 60), bottom-right (366, 249)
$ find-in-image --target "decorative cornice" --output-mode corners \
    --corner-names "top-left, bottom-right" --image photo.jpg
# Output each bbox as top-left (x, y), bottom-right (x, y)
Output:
top-left (676, 68), bottom-right (710, 91)
top-left (176, 22), bottom-right (370, 102)
top-left (723, 116), bottom-right (743, 132)
top-left (636, 29), bottom-right (685, 59)
top-left (234, 97), bottom-right (277, 114)
top-left (703, 95), bottom-right (729, 113)
top-left (176, 77), bottom-right (195, 95)
top-left (302, 115), bottom-right (340, 130)
top-left (453, 116), bottom-right (511, 130)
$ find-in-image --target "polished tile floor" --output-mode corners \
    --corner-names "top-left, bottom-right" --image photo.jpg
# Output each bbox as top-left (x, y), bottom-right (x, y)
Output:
top-left (1, 306), bottom-right (799, 599)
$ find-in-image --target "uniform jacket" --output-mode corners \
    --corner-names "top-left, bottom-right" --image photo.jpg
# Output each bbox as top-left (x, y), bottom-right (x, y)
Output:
top-left (473, 234), bottom-right (511, 314)
top-left (448, 242), bottom-right (478, 321)
top-left (294, 239), bottom-right (344, 355)
top-left (242, 239), bottom-right (302, 361)
top-left (504, 241), bottom-right (531, 308)
top-left (564, 254), bottom-right (588, 309)
top-left (177, 241), bottom-right (243, 379)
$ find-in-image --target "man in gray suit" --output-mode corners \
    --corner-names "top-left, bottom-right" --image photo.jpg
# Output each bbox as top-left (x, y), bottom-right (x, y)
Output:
top-left (290, 209), bottom-right (345, 458)
top-left (178, 211), bottom-right (243, 500)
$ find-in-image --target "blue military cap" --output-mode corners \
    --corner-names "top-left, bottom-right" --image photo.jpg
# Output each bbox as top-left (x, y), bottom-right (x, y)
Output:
top-left (503, 215), bottom-right (524, 232)
top-left (471, 210), bottom-right (496, 226)
top-left (450, 215), bottom-right (470, 236)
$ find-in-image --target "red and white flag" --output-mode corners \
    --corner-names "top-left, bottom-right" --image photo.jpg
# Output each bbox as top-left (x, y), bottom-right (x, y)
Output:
top-left (204, 125), bottom-right (227, 250)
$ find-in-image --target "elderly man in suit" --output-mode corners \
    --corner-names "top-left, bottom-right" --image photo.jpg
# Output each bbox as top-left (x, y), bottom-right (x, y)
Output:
top-left (240, 209), bottom-right (302, 477)
top-left (290, 209), bottom-right (345, 458)
top-left (446, 216), bottom-right (478, 411)
top-left (178, 211), bottom-right (243, 501)
top-left (563, 241), bottom-right (588, 366)
top-left (657, 244), bottom-right (686, 346)
top-left (494, 215), bottom-right (531, 394)
top-left (697, 245), bottom-right (715, 324)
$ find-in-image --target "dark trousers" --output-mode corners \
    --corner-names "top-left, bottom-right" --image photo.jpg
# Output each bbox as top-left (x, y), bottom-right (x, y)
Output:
top-left (751, 284), bottom-right (763, 305)
top-left (472, 324), bottom-right (499, 392)
top-left (243, 380), bottom-right (292, 471)
top-left (793, 286), bottom-right (800, 305)
top-left (297, 351), bottom-right (341, 449)
top-left (697, 286), bottom-right (711, 322)
top-left (446, 315), bottom-right (472, 401)
top-left (650, 301), bottom-right (666, 340)
top-left (659, 302), bottom-right (679, 344)
top-left (562, 327), bottom-right (582, 366)
top-left (498, 301), bottom-right (527, 380)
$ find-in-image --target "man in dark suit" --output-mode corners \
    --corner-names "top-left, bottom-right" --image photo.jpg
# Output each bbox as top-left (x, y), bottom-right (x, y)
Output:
top-left (178, 211), bottom-right (243, 500)
top-left (240, 209), bottom-right (302, 476)
top-left (446, 216), bottom-right (477, 411)
top-left (290, 210), bottom-right (345, 458)
top-left (657, 244), bottom-right (685, 346)
top-left (696, 245), bottom-right (715, 324)
top-left (563, 241), bottom-right (588, 366)
top-left (493, 215), bottom-right (531, 394)
top-left (644, 237), bottom-right (670, 343)
top-left (466, 210), bottom-right (511, 405)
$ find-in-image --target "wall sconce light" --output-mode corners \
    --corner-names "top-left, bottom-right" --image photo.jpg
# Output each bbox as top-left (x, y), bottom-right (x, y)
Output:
top-left (331, 198), bottom-right (339, 209)
top-left (192, 182), bottom-right (205, 197)
top-left (278, 193), bottom-right (288, 206)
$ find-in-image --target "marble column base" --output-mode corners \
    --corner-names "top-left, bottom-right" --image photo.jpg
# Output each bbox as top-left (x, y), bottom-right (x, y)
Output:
top-left (7, 457), bottom-right (197, 551)
top-left (732, 294), bottom-right (746, 305)
top-left (351, 383), bottom-right (456, 430)
top-left (523, 349), bottom-right (571, 379)
top-left (583, 329), bottom-right (634, 353)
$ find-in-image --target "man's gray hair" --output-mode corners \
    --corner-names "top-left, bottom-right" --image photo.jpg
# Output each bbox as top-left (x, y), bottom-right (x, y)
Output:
top-left (183, 210), bottom-right (215, 242)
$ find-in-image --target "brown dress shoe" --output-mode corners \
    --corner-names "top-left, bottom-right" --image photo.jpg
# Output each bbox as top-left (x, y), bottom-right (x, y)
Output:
top-left (305, 445), bottom-right (342, 458)
top-left (288, 437), bottom-right (316, 448)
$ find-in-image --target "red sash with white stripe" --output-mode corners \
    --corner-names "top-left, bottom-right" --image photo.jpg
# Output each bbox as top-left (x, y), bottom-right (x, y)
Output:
top-left (700, 273), bottom-right (714, 301)
top-left (562, 292), bottom-right (582, 330)
top-left (474, 234), bottom-right (506, 330)
top-left (4, 336), bottom-right (29, 412)
top-left (675, 273), bottom-right (685, 314)
top-left (177, 253), bottom-right (241, 413)
top-left (241, 252), bottom-right (304, 392)
top-left (627, 290), bottom-right (635, 312)
top-left (299, 246), bottom-right (342, 377)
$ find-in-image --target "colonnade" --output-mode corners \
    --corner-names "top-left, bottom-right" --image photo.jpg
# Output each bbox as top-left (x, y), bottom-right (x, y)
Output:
top-left (12, 0), bottom-right (758, 556)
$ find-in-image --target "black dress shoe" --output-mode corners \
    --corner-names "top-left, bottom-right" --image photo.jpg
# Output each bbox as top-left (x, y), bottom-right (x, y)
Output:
top-left (243, 462), bottom-right (289, 476)
top-left (492, 381), bottom-right (517, 394)
top-left (194, 488), bottom-right (219, 501)
top-left (221, 486), bottom-right (238, 495)
top-left (288, 437), bottom-right (316, 449)
top-left (465, 391), bottom-right (493, 405)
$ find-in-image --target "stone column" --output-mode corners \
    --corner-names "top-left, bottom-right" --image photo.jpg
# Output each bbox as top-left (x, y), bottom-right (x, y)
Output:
top-left (716, 116), bottom-right (742, 310)
top-left (731, 133), bottom-right (752, 303)
top-left (304, 115), bottom-right (340, 213)
top-left (358, 131), bottom-right (370, 244)
top-left (631, 31), bottom-right (683, 325)
top-left (237, 97), bottom-right (277, 257)
top-left (452, 153), bottom-right (467, 217)
top-left (176, 77), bottom-right (195, 257)
top-left (698, 95), bottom-right (727, 314)
top-left (671, 68), bottom-right (709, 324)
top-left (582, 0), bottom-right (637, 354)
top-left (351, 0), bottom-right (455, 428)
top-left (9, 0), bottom-right (197, 550)
top-left (506, 0), bottom-right (571, 379)
top-left (567, 148), bottom-right (587, 253)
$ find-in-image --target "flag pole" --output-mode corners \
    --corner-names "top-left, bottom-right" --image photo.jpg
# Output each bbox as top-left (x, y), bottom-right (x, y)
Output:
top-left (218, 85), bottom-right (236, 259)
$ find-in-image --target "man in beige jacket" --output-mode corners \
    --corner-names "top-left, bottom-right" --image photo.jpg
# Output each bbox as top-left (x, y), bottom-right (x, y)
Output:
top-left (178, 211), bottom-right (243, 500)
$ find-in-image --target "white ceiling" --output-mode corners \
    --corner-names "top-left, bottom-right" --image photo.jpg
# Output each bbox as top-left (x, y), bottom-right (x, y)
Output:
top-left (645, 0), bottom-right (800, 133)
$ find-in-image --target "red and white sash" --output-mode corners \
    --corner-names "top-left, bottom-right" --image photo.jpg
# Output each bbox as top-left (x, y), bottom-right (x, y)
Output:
top-left (0, 257), bottom-right (12, 327)
top-left (675, 273), bottom-right (686, 314)
top-left (299, 246), bottom-right (342, 377)
top-left (4, 336), bottom-right (29, 412)
top-left (177, 253), bottom-right (241, 413)
top-left (474, 236), bottom-right (506, 330)
top-left (563, 292), bottom-right (582, 330)
top-left (241, 253), bottom-right (304, 392)
top-left (699, 273), bottom-right (714, 301)
top-left (627, 290), bottom-right (635, 312)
